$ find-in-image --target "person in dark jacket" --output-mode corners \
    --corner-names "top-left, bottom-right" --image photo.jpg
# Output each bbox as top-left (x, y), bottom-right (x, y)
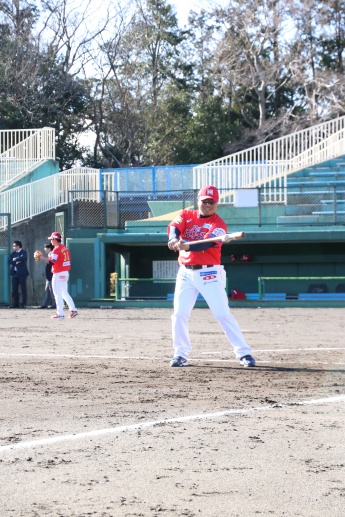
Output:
top-left (40, 243), bottom-right (56, 309)
top-left (8, 240), bottom-right (29, 308)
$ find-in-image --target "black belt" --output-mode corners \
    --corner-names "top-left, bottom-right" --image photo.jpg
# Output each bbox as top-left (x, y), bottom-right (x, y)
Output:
top-left (184, 265), bottom-right (215, 270)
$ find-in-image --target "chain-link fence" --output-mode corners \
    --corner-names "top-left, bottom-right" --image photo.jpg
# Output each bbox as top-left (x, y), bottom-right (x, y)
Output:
top-left (67, 186), bottom-right (345, 229)
top-left (101, 164), bottom-right (197, 192)
top-left (284, 185), bottom-right (345, 225)
top-left (0, 214), bottom-right (11, 248)
top-left (67, 190), bottom-right (197, 229)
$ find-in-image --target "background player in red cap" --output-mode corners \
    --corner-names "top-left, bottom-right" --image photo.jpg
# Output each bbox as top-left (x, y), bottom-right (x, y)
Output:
top-left (36, 232), bottom-right (78, 319)
top-left (167, 185), bottom-right (255, 367)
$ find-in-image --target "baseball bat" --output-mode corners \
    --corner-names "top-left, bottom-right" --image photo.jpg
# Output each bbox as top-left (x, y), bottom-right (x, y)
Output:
top-left (182, 231), bottom-right (245, 246)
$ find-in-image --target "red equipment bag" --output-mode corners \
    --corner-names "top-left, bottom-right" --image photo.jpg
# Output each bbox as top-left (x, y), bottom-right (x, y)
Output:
top-left (230, 288), bottom-right (246, 300)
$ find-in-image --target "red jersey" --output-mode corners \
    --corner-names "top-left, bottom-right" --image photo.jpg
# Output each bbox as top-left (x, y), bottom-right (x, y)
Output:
top-left (50, 244), bottom-right (71, 273)
top-left (168, 209), bottom-right (227, 265)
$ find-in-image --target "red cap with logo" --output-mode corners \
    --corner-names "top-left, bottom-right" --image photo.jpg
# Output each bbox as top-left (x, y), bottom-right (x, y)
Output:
top-left (198, 185), bottom-right (219, 202)
top-left (48, 232), bottom-right (62, 240)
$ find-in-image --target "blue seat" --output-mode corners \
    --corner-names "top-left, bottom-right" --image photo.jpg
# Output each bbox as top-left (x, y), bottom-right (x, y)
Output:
top-left (167, 293), bottom-right (205, 301)
top-left (246, 293), bottom-right (259, 300)
top-left (246, 293), bottom-right (286, 301)
top-left (261, 293), bottom-right (286, 300)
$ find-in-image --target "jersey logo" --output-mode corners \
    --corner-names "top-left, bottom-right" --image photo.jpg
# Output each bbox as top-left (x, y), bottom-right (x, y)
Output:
top-left (185, 225), bottom-right (206, 241)
top-left (200, 271), bottom-right (217, 279)
top-left (202, 275), bottom-right (217, 281)
top-left (212, 228), bottom-right (226, 237)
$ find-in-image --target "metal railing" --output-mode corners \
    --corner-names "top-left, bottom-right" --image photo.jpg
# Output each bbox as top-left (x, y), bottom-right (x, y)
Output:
top-left (114, 278), bottom-right (177, 300)
top-left (193, 116), bottom-right (345, 202)
top-left (0, 167), bottom-right (100, 229)
top-left (0, 128), bottom-right (55, 189)
top-left (2, 180), bottom-right (345, 231)
top-left (2, 117), bottom-right (345, 230)
top-left (59, 168), bottom-right (100, 203)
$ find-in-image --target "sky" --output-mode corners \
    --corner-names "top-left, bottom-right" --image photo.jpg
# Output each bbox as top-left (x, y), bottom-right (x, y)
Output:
top-left (86, 1), bottom-right (228, 30)
top-left (167, 0), bottom-right (227, 27)
top-left (170, 0), bottom-right (204, 26)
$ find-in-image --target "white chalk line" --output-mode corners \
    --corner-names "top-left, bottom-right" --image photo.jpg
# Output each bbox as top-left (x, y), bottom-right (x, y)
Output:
top-left (0, 352), bottom-right (344, 367)
top-left (1, 394), bottom-right (344, 453)
top-left (0, 345), bottom-right (344, 362)
top-left (200, 348), bottom-right (345, 353)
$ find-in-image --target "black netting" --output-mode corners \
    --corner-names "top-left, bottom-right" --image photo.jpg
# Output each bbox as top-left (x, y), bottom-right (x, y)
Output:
top-left (67, 186), bottom-right (345, 230)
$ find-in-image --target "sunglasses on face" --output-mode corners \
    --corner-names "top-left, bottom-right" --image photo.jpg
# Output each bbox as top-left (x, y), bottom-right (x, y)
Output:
top-left (201, 199), bottom-right (216, 205)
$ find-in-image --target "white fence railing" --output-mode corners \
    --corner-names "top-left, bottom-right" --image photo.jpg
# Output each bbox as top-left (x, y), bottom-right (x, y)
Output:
top-left (1, 117), bottom-right (345, 228)
top-left (0, 167), bottom-right (100, 228)
top-left (193, 116), bottom-right (345, 202)
top-left (59, 168), bottom-right (100, 204)
top-left (0, 128), bottom-right (55, 189)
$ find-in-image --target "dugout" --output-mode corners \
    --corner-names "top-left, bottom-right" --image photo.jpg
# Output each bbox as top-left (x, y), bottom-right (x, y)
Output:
top-left (66, 228), bottom-right (345, 307)
top-left (3, 210), bottom-right (345, 308)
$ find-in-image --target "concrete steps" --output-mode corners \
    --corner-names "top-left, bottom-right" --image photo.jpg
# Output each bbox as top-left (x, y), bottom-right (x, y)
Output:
top-left (277, 213), bottom-right (345, 224)
top-left (280, 157), bottom-right (345, 224)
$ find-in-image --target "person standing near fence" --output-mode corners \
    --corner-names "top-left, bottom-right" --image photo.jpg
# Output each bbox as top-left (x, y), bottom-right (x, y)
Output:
top-left (35, 232), bottom-right (78, 319)
top-left (8, 240), bottom-right (29, 308)
top-left (167, 185), bottom-right (256, 368)
top-left (39, 243), bottom-right (56, 309)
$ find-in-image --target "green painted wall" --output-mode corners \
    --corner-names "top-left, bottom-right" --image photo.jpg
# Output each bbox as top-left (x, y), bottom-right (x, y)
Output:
top-left (91, 240), bottom-right (345, 298)
top-left (224, 242), bottom-right (345, 294)
top-left (6, 160), bottom-right (59, 190)
top-left (67, 238), bottom-right (101, 302)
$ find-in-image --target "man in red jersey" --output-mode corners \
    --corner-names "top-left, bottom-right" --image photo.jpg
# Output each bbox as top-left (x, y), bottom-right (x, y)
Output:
top-left (167, 185), bottom-right (255, 367)
top-left (38, 232), bottom-right (78, 319)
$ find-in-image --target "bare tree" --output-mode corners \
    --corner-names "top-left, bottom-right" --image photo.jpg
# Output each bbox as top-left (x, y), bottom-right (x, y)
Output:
top-left (37, 0), bottom-right (120, 76)
top-left (214, 0), bottom-right (293, 134)
top-left (288, 0), bottom-right (345, 121)
top-left (83, 0), bottom-right (189, 167)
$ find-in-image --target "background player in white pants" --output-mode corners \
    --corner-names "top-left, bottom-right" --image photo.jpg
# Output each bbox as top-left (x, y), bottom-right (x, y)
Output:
top-left (38, 232), bottom-right (78, 319)
top-left (167, 185), bottom-right (255, 367)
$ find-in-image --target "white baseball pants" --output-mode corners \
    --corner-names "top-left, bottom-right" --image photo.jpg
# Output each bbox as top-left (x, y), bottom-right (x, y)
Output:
top-left (52, 272), bottom-right (76, 316)
top-left (172, 265), bottom-right (252, 360)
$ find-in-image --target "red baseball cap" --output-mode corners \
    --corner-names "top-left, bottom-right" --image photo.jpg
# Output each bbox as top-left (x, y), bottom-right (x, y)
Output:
top-left (198, 185), bottom-right (219, 202)
top-left (48, 232), bottom-right (62, 240)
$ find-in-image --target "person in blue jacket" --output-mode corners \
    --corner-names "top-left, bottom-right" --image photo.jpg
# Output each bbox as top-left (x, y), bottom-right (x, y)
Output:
top-left (8, 240), bottom-right (29, 308)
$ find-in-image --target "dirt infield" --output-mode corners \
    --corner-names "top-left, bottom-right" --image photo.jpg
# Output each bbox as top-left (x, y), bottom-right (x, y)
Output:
top-left (0, 307), bottom-right (344, 516)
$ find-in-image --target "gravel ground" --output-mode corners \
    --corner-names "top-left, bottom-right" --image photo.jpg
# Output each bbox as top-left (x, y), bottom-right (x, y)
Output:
top-left (0, 307), bottom-right (344, 516)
